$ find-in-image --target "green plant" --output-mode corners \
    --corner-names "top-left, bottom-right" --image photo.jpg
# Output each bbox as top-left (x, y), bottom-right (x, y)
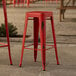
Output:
top-left (0, 0), bottom-right (2, 2)
top-left (0, 23), bottom-right (18, 37)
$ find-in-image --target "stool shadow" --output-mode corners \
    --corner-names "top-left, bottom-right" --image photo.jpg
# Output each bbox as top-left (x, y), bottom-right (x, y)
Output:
top-left (62, 18), bottom-right (76, 22)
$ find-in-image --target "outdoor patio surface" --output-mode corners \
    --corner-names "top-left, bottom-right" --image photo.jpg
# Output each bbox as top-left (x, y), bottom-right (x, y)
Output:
top-left (0, 42), bottom-right (76, 76)
top-left (0, 1), bottom-right (76, 76)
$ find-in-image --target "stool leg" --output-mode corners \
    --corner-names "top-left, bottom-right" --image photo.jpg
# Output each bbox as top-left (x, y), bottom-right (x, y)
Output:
top-left (39, 16), bottom-right (46, 71)
top-left (3, 0), bottom-right (12, 65)
top-left (56, 0), bottom-right (58, 3)
top-left (34, 17), bottom-right (39, 62)
top-left (13, 0), bottom-right (16, 7)
top-left (19, 16), bottom-right (28, 67)
top-left (7, 35), bottom-right (12, 65)
top-left (50, 16), bottom-right (59, 65)
top-left (6, 26), bottom-right (12, 65)
top-left (6, 29), bottom-right (12, 65)
top-left (27, 0), bottom-right (29, 7)
top-left (23, 0), bottom-right (25, 7)
top-left (17, 0), bottom-right (20, 7)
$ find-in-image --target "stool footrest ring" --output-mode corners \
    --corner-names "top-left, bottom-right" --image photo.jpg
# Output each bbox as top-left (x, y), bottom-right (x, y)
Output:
top-left (0, 42), bottom-right (8, 47)
top-left (24, 43), bottom-right (55, 51)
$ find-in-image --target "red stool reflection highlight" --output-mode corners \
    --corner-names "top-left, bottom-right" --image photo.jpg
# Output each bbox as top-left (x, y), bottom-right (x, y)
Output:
top-left (19, 11), bottom-right (59, 70)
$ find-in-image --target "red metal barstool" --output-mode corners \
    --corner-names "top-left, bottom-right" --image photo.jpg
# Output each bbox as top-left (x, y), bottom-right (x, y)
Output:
top-left (0, 0), bottom-right (13, 65)
top-left (19, 11), bottom-right (59, 71)
top-left (13, 0), bottom-right (29, 7)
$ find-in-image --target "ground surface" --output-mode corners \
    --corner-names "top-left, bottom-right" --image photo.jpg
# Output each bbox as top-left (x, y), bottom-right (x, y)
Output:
top-left (0, 42), bottom-right (76, 76)
top-left (0, 1), bottom-right (76, 76)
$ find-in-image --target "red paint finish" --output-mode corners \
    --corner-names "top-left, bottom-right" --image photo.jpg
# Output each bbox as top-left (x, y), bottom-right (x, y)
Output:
top-left (34, 17), bottom-right (39, 62)
top-left (19, 11), bottom-right (59, 70)
top-left (1, 0), bottom-right (12, 65)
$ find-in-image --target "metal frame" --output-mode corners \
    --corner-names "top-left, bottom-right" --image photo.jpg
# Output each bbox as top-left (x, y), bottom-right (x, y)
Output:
top-left (19, 11), bottom-right (59, 71)
top-left (1, 0), bottom-right (13, 65)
